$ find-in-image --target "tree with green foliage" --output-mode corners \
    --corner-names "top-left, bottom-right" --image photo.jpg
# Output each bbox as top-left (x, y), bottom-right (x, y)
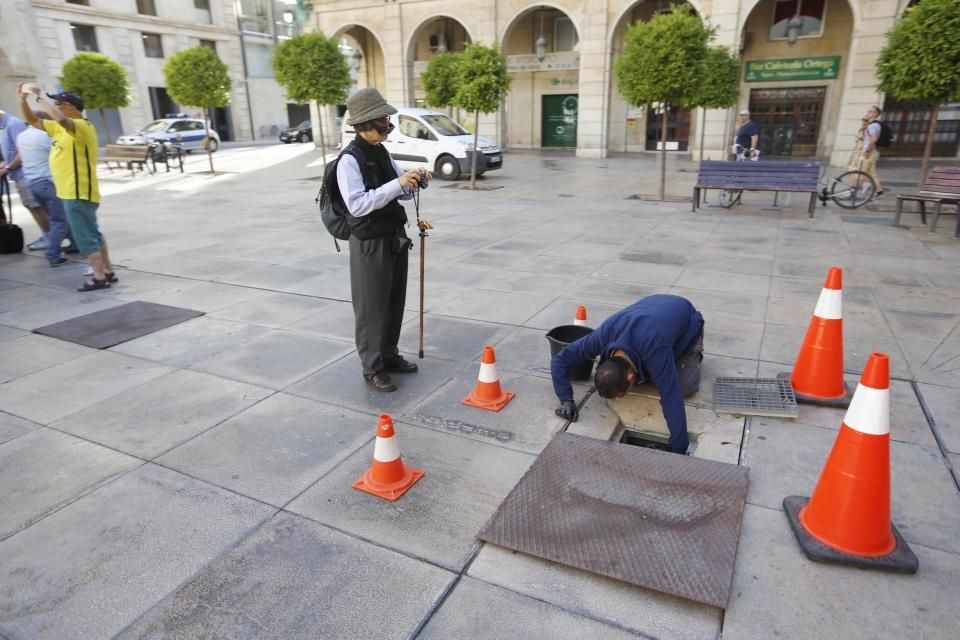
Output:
top-left (615, 6), bottom-right (713, 200)
top-left (877, 0), bottom-right (960, 186)
top-left (163, 46), bottom-right (231, 173)
top-left (273, 33), bottom-right (351, 170)
top-left (60, 52), bottom-right (130, 144)
top-left (692, 46), bottom-right (740, 162)
top-left (452, 42), bottom-right (511, 189)
top-left (421, 52), bottom-right (461, 115)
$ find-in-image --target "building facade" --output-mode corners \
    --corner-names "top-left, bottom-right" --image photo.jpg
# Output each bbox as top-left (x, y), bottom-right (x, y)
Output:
top-left (0, 0), bottom-right (314, 144)
top-left (311, 0), bottom-right (960, 165)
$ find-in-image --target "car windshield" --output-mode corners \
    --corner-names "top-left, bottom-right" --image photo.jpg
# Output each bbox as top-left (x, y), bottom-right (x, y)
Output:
top-left (297, 121), bottom-right (311, 129)
top-left (421, 115), bottom-right (468, 136)
top-left (141, 120), bottom-right (171, 133)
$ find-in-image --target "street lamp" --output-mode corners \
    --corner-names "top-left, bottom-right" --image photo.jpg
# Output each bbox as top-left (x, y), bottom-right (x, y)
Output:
top-left (535, 11), bottom-right (547, 62)
top-left (786, 13), bottom-right (805, 45)
top-left (437, 19), bottom-right (448, 54)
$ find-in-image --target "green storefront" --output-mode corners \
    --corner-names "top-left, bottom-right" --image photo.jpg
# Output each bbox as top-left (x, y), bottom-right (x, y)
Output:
top-left (542, 94), bottom-right (578, 148)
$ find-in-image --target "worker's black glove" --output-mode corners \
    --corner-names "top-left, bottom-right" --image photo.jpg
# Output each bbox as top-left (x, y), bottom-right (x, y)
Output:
top-left (555, 400), bottom-right (578, 422)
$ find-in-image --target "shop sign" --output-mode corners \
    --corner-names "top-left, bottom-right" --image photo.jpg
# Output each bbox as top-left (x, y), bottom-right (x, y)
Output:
top-left (507, 51), bottom-right (579, 72)
top-left (744, 56), bottom-right (841, 82)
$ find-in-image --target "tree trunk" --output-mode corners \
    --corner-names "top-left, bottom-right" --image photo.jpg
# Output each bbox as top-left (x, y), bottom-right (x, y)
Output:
top-left (470, 110), bottom-right (480, 190)
top-left (918, 102), bottom-right (940, 187)
top-left (99, 108), bottom-right (112, 147)
top-left (659, 106), bottom-right (668, 201)
top-left (318, 106), bottom-right (328, 173)
top-left (699, 107), bottom-right (706, 163)
top-left (204, 107), bottom-right (214, 174)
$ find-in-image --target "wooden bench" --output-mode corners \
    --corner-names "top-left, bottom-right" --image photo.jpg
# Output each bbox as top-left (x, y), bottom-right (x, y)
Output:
top-left (101, 144), bottom-right (154, 176)
top-left (894, 165), bottom-right (960, 238)
top-left (692, 160), bottom-right (821, 217)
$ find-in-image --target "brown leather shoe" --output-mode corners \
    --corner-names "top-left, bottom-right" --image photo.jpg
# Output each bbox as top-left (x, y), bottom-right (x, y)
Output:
top-left (384, 356), bottom-right (418, 374)
top-left (365, 371), bottom-right (397, 392)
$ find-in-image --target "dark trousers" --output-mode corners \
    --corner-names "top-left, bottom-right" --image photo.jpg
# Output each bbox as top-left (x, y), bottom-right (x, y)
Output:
top-left (29, 179), bottom-right (74, 262)
top-left (677, 322), bottom-right (705, 398)
top-left (349, 232), bottom-right (409, 375)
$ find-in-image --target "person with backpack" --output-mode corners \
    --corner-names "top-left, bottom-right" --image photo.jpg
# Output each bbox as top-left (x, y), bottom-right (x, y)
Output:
top-left (854, 106), bottom-right (889, 196)
top-left (335, 88), bottom-right (428, 392)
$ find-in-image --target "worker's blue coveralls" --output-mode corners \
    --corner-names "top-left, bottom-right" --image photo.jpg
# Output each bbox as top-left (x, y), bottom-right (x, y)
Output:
top-left (551, 295), bottom-right (704, 453)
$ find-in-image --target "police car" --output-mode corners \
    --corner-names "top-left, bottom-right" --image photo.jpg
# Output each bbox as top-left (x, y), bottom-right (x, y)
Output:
top-left (116, 114), bottom-right (220, 152)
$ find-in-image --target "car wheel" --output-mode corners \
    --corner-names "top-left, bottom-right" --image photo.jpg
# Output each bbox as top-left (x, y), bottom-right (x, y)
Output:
top-left (436, 154), bottom-right (461, 181)
top-left (205, 137), bottom-right (219, 153)
top-left (298, 132), bottom-right (309, 143)
top-left (282, 139), bottom-right (291, 144)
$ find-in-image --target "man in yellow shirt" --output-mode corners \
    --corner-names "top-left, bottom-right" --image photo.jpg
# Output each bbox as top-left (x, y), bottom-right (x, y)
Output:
top-left (17, 84), bottom-right (115, 291)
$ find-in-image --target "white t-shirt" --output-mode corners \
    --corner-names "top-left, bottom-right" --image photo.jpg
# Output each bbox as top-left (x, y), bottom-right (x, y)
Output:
top-left (16, 126), bottom-right (53, 185)
top-left (863, 121), bottom-right (882, 152)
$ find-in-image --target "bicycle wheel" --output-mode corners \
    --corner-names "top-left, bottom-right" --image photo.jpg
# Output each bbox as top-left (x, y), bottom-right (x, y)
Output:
top-left (829, 170), bottom-right (876, 209)
top-left (719, 189), bottom-right (742, 208)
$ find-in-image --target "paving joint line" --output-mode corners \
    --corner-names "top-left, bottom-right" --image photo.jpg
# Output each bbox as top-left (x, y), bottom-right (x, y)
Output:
top-left (910, 381), bottom-right (960, 496)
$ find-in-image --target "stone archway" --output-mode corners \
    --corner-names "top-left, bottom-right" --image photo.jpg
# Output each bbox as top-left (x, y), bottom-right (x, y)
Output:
top-left (501, 4), bottom-right (582, 150)
top-left (405, 15), bottom-right (472, 110)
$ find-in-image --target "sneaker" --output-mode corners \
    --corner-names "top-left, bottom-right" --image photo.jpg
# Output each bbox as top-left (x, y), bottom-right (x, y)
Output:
top-left (365, 371), bottom-right (397, 392)
top-left (384, 356), bottom-right (418, 374)
top-left (48, 257), bottom-right (68, 268)
top-left (84, 266), bottom-right (94, 277)
top-left (874, 191), bottom-right (885, 198)
top-left (27, 237), bottom-right (48, 251)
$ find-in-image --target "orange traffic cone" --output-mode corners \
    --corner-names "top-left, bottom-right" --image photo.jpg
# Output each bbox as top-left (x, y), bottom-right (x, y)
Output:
top-left (779, 266), bottom-right (852, 407)
top-left (462, 345), bottom-right (516, 411)
top-left (574, 306), bottom-right (588, 327)
top-left (783, 352), bottom-right (918, 573)
top-left (353, 414), bottom-right (424, 501)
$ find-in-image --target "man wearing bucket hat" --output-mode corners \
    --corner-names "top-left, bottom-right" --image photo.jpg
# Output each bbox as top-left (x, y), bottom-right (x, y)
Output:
top-left (551, 294), bottom-right (704, 455)
top-left (338, 88), bottom-right (428, 392)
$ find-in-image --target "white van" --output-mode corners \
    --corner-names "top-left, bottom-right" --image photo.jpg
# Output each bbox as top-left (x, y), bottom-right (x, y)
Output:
top-left (341, 107), bottom-right (502, 180)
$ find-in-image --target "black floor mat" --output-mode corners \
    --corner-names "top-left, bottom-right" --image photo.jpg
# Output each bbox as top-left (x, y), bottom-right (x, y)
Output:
top-left (34, 301), bottom-right (203, 349)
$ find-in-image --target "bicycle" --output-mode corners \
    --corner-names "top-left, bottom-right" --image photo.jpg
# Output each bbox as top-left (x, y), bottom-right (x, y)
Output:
top-left (816, 167), bottom-right (877, 209)
top-left (719, 143), bottom-right (760, 208)
top-left (148, 140), bottom-right (185, 173)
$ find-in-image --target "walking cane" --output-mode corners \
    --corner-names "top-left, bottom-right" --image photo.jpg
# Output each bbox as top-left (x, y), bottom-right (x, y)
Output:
top-left (413, 185), bottom-right (433, 359)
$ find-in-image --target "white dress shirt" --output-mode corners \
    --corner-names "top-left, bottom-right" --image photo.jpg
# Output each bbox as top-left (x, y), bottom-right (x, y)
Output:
top-left (336, 152), bottom-right (414, 217)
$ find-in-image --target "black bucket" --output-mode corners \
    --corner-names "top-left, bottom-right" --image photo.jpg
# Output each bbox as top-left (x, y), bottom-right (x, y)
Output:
top-left (546, 325), bottom-right (596, 381)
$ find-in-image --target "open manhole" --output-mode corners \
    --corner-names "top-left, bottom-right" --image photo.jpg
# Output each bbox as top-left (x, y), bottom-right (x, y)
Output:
top-left (713, 377), bottom-right (798, 418)
top-left (619, 429), bottom-right (672, 452)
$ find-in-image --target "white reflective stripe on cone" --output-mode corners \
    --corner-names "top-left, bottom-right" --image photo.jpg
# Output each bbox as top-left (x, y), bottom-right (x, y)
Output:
top-left (478, 362), bottom-right (499, 383)
top-left (813, 288), bottom-right (843, 320)
top-left (373, 435), bottom-right (401, 462)
top-left (843, 384), bottom-right (890, 436)
top-left (574, 319), bottom-right (587, 326)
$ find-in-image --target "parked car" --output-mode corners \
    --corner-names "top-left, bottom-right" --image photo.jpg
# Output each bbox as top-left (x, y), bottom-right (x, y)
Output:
top-left (116, 114), bottom-right (220, 152)
top-left (341, 107), bottom-right (502, 180)
top-left (280, 120), bottom-right (313, 144)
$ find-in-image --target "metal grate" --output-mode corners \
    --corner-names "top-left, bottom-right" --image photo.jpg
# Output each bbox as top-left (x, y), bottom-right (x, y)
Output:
top-left (713, 377), bottom-right (798, 418)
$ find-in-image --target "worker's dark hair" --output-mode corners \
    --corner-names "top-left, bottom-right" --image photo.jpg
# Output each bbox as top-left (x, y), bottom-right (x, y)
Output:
top-left (871, 105), bottom-right (883, 116)
top-left (595, 358), bottom-right (631, 398)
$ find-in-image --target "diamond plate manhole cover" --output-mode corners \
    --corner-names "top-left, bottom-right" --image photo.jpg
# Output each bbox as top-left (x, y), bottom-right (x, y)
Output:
top-left (713, 377), bottom-right (799, 418)
top-left (478, 432), bottom-right (749, 608)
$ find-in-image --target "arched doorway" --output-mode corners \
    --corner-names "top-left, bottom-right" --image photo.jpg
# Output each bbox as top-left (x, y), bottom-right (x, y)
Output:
top-left (329, 25), bottom-right (387, 145)
top-left (501, 4), bottom-right (581, 150)
top-left (406, 15), bottom-right (472, 111)
top-left (738, 0), bottom-right (854, 160)
top-left (607, 0), bottom-right (698, 155)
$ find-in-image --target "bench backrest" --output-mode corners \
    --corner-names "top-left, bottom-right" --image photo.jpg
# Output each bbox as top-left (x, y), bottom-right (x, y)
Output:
top-left (919, 165), bottom-right (960, 199)
top-left (696, 160), bottom-right (821, 191)
top-left (103, 144), bottom-right (150, 160)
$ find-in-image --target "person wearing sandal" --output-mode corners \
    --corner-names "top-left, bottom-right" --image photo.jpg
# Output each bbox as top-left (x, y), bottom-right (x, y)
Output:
top-left (17, 85), bottom-right (115, 291)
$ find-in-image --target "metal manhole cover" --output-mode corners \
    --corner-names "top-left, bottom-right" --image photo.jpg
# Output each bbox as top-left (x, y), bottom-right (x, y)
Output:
top-left (479, 432), bottom-right (749, 608)
top-left (34, 301), bottom-right (203, 349)
top-left (713, 377), bottom-right (798, 418)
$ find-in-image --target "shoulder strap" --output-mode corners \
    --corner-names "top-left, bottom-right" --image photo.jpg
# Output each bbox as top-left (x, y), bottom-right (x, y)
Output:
top-left (0, 175), bottom-right (10, 224)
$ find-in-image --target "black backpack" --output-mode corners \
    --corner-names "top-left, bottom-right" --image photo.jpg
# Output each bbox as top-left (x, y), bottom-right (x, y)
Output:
top-left (876, 120), bottom-right (894, 149)
top-left (317, 143), bottom-right (366, 250)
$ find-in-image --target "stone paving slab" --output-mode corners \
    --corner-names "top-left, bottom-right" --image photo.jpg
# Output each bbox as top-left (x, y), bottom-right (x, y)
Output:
top-left (722, 504), bottom-right (960, 640)
top-left (118, 280), bottom-right (267, 313)
top-left (0, 351), bottom-right (172, 425)
top-left (0, 334), bottom-right (92, 383)
top-left (429, 289), bottom-right (555, 326)
top-left (397, 316), bottom-right (515, 364)
top-left (0, 411), bottom-right (38, 446)
top-left (157, 393), bottom-right (377, 507)
top-left (408, 369), bottom-right (567, 454)
top-left (117, 512), bottom-right (454, 640)
top-left (287, 423), bottom-right (534, 571)
top-left (917, 383), bottom-right (960, 454)
top-left (285, 354), bottom-right (467, 417)
top-left (208, 291), bottom-right (335, 328)
top-left (902, 339), bottom-right (960, 389)
top-left (523, 299), bottom-right (622, 332)
top-left (467, 544), bottom-right (721, 640)
top-left (111, 316), bottom-right (271, 367)
top-left (0, 292), bottom-right (128, 331)
top-left (0, 324), bottom-right (27, 343)
top-left (567, 278), bottom-right (668, 308)
top-left (419, 576), bottom-right (642, 640)
top-left (741, 418), bottom-right (960, 555)
top-left (0, 427), bottom-right (139, 540)
top-left (190, 329), bottom-right (356, 390)
top-left (0, 464), bottom-right (273, 639)
top-left (669, 285), bottom-right (768, 323)
top-left (50, 369), bottom-right (271, 459)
